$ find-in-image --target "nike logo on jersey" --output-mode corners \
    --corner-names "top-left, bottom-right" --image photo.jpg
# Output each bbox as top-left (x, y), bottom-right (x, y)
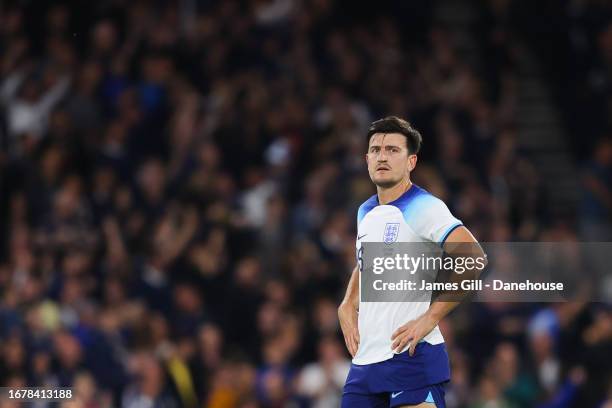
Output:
top-left (357, 234), bottom-right (368, 240)
top-left (391, 391), bottom-right (404, 398)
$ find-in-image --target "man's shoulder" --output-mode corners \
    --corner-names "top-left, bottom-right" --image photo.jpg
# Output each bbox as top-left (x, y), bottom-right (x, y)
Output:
top-left (358, 194), bottom-right (378, 211)
top-left (357, 194), bottom-right (378, 224)
top-left (389, 184), bottom-right (442, 214)
top-left (393, 186), bottom-right (458, 235)
top-left (356, 185), bottom-right (447, 225)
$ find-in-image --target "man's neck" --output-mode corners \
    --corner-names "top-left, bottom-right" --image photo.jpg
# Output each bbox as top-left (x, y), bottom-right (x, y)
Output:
top-left (377, 179), bottom-right (412, 205)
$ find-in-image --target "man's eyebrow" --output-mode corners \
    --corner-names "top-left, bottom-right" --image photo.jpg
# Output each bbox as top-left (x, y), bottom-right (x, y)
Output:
top-left (369, 144), bottom-right (402, 149)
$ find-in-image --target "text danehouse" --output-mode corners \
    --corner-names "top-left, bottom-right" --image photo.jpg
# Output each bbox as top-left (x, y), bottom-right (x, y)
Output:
top-left (371, 279), bottom-right (564, 292)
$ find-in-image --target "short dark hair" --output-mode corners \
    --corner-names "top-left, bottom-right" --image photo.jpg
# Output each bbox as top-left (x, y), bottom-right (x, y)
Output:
top-left (366, 116), bottom-right (422, 154)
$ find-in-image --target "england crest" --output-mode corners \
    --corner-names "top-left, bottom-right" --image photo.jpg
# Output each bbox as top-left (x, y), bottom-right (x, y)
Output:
top-left (383, 223), bottom-right (400, 244)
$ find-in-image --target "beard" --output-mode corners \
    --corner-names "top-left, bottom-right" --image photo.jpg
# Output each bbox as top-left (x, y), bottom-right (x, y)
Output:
top-left (371, 174), bottom-right (403, 189)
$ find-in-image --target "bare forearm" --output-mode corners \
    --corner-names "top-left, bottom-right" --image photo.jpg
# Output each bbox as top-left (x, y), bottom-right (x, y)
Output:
top-left (339, 265), bottom-right (360, 357)
top-left (340, 265), bottom-right (360, 311)
top-left (427, 226), bottom-right (487, 322)
top-left (425, 301), bottom-right (459, 324)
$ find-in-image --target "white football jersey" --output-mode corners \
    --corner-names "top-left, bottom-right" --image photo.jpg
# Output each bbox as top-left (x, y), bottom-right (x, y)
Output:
top-left (353, 184), bottom-right (462, 365)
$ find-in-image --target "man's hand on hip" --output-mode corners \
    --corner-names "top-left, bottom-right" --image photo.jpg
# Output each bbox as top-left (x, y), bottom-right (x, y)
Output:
top-left (338, 302), bottom-right (360, 357)
top-left (391, 312), bottom-right (438, 356)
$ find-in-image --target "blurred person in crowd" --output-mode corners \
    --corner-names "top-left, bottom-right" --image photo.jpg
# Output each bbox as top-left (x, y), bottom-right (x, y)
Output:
top-left (0, 65), bottom-right (71, 144)
top-left (535, 367), bottom-right (586, 408)
top-left (256, 335), bottom-right (296, 406)
top-left (444, 350), bottom-right (471, 408)
top-left (61, 371), bottom-right (113, 408)
top-left (121, 352), bottom-right (179, 408)
top-left (223, 257), bottom-right (264, 357)
top-left (52, 330), bottom-right (84, 387)
top-left (489, 342), bottom-right (538, 406)
top-left (189, 323), bottom-right (224, 400)
top-left (527, 309), bottom-right (562, 396)
top-left (296, 335), bottom-right (351, 407)
top-left (469, 376), bottom-right (515, 408)
top-left (579, 137), bottom-right (612, 241)
top-left (0, 334), bottom-right (27, 381)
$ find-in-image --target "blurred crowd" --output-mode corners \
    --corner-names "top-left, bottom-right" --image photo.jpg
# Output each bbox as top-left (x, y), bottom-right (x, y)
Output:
top-left (0, 0), bottom-right (611, 407)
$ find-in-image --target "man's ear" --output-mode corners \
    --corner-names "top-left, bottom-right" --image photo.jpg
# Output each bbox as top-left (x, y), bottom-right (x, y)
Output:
top-left (408, 154), bottom-right (417, 172)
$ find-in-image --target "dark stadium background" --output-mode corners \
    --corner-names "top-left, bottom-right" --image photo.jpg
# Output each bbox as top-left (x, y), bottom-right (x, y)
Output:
top-left (0, 0), bottom-right (611, 407)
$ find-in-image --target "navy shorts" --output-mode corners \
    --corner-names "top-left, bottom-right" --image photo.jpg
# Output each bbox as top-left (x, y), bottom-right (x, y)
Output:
top-left (342, 342), bottom-right (450, 407)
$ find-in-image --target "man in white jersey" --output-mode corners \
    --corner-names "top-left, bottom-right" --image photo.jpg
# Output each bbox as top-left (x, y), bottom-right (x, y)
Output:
top-left (338, 116), bottom-right (485, 408)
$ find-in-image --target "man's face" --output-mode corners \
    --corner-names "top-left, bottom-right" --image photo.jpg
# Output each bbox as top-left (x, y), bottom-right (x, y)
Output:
top-left (366, 133), bottom-right (416, 188)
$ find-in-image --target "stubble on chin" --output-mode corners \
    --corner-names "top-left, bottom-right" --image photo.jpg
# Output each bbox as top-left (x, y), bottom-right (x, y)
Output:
top-left (371, 176), bottom-right (400, 189)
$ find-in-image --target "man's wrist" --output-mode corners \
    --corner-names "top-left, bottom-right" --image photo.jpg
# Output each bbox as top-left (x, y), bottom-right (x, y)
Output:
top-left (423, 311), bottom-right (438, 324)
top-left (424, 307), bottom-right (444, 325)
